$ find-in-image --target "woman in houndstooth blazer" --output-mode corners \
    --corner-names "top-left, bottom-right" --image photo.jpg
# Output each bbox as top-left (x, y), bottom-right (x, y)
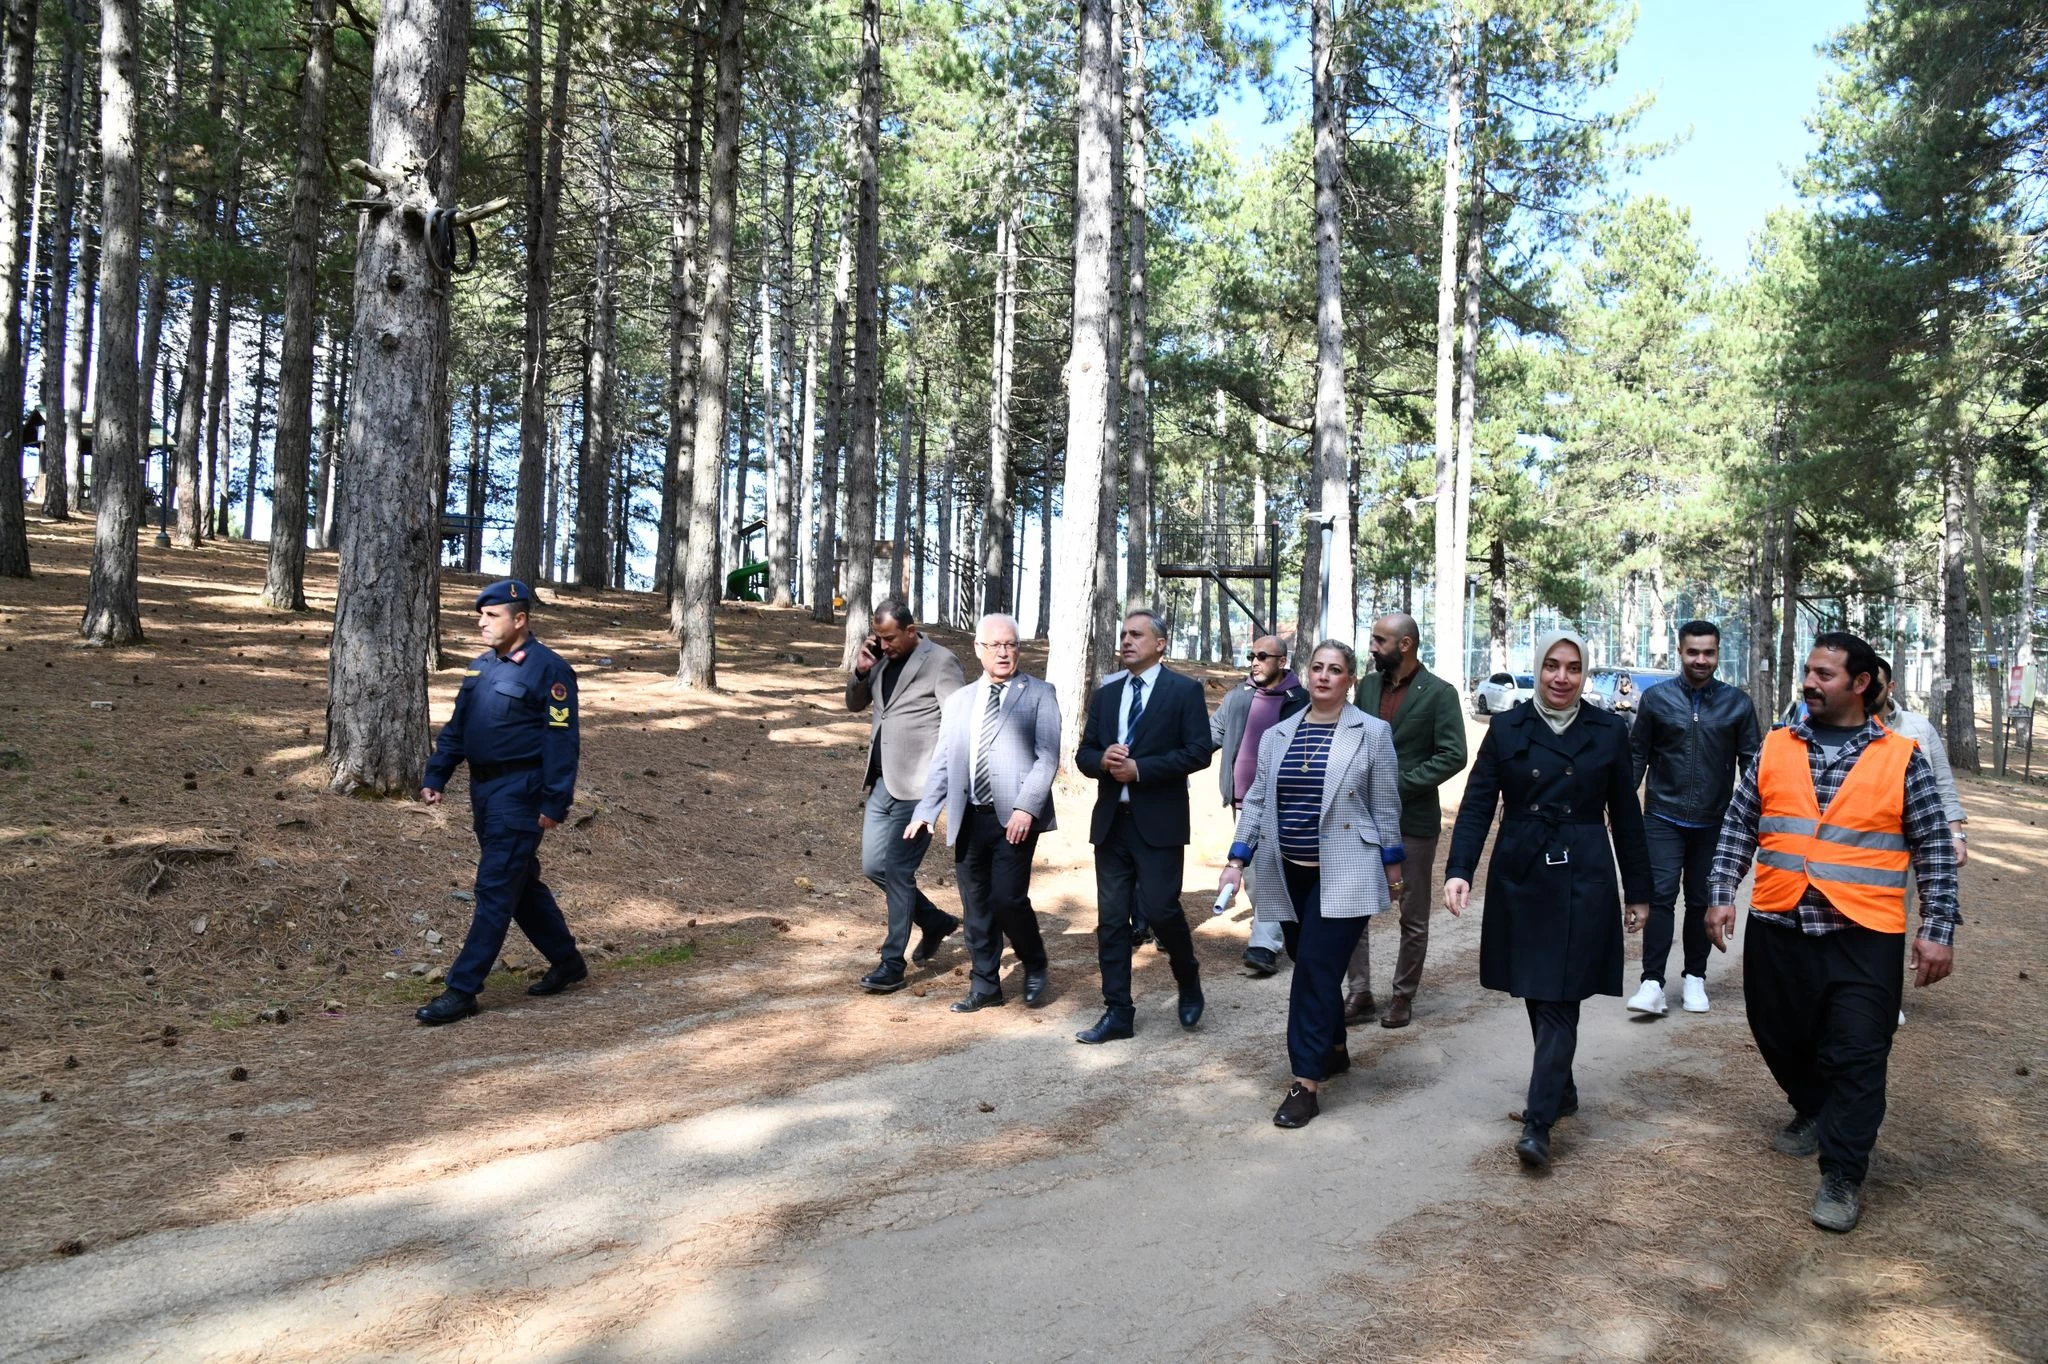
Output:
top-left (1218, 640), bottom-right (1406, 1130)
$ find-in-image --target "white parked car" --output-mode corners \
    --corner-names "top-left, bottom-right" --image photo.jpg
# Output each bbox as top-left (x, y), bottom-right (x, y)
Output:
top-left (1472, 671), bottom-right (1534, 717)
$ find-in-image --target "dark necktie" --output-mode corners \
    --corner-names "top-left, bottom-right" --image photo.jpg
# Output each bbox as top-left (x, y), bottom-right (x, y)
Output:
top-left (973, 682), bottom-right (1004, 805)
top-left (1126, 675), bottom-right (1146, 746)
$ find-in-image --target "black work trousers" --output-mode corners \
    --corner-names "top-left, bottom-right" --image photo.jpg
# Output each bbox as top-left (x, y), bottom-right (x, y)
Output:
top-left (1522, 1000), bottom-right (1582, 1128)
top-left (954, 804), bottom-right (1047, 996)
top-left (1744, 918), bottom-right (1904, 1183)
top-left (1094, 808), bottom-right (1199, 1015)
top-left (1641, 817), bottom-right (1718, 983)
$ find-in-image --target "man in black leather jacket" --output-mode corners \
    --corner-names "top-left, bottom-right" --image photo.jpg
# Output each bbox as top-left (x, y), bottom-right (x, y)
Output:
top-left (1625, 620), bottom-right (1762, 1017)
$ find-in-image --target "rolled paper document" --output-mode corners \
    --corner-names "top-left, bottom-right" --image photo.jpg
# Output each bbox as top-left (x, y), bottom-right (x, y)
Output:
top-left (1212, 883), bottom-right (1238, 916)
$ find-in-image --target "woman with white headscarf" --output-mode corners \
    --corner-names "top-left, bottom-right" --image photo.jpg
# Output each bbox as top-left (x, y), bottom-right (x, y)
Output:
top-left (1442, 629), bottom-right (1653, 1171)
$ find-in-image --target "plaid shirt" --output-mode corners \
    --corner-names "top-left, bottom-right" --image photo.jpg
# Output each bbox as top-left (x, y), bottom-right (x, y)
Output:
top-left (1710, 715), bottom-right (1959, 946)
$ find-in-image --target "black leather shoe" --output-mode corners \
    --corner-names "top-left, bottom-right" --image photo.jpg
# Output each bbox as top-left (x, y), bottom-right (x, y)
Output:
top-left (1273, 1083), bottom-right (1319, 1128)
top-left (1131, 921), bottom-right (1154, 950)
top-left (860, 965), bottom-right (908, 994)
top-left (415, 989), bottom-right (479, 1026)
top-left (1516, 1120), bottom-right (1552, 1172)
top-left (1178, 986), bottom-right (1205, 1029)
top-left (1022, 968), bottom-right (1050, 1007)
top-left (1242, 946), bottom-right (1280, 977)
top-left (1075, 1010), bottom-right (1135, 1044)
top-left (911, 916), bottom-right (960, 965)
top-left (525, 956), bottom-right (589, 997)
top-left (1773, 1112), bottom-right (1820, 1158)
top-left (950, 990), bottom-right (1006, 1013)
top-left (1323, 1044), bottom-right (1351, 1077)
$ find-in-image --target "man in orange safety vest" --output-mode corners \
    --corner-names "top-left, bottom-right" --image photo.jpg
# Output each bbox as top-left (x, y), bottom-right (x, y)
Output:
top-left (1706, 632), bottom-right (1958, 1234)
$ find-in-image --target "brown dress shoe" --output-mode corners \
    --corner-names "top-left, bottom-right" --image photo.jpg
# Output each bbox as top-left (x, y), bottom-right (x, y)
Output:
top-left (1342, 993), bottom-right (1378, 1026)
top-left (1380, 995), bottom-right (1413, 1029)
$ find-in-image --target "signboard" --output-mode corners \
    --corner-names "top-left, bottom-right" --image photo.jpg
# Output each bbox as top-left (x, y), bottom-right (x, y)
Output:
top-left (2008, 662), bottom-right (2037, 710)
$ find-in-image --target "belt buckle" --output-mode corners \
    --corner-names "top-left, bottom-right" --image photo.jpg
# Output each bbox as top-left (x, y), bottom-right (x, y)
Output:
top-left (1545, 849), bottom-right (1570, 866)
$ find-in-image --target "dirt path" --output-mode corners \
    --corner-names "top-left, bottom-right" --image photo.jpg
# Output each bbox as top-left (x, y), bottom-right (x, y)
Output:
top-left (2, 524), bottom-right (2043, 1361)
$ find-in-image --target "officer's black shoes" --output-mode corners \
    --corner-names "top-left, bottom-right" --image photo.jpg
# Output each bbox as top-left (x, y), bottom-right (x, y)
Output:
top-left (1178, 985), bottom-right (1205, 1029)
top-left (1075, 1009), bottom-right (1136, 1045)
top-left (1273, 1082), bottom-right (1320, 1128)
top-left (1022, 967), bottom-right (1050, 1007)
top-left (1811, 1172), bottom-right (1863, 1232)
top-left (1242, 946), bottom-right (1280, 977)
top-left (949, 990), bottom-right (1006, 1013)
top-left (1516, 1120), bottom-right (1552, 1172)
top-left (416, 989), bottom-right (479, 1026)
top-left (911, 915), bottom-right (960, 965)
top-left (526, 955), bottom-right (589, 997)
top-left (860, 965), bottom-right (908, 994)
top-left (1773, 1112), bottom-right (1821, 1158)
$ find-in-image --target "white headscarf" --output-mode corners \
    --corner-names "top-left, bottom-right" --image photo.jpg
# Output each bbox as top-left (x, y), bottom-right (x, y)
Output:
top-left (1530, 630), bottom-right (1588, 735)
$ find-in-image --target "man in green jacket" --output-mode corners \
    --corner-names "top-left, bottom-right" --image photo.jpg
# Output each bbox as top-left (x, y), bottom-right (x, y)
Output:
top-left (1348, 612), bottom-right (1470, 1028)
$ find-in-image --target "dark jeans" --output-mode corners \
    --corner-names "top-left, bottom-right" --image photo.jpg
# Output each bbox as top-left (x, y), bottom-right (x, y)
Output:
top-left (861, 784), bottom-right (957, 971)
top-left (1744, 919), bottom-right (1904, 1183)
top-left (1523, 1000), bottom-right (1581, 1127)
top-left (1094, 808), bottom-right (1198, 1014)
top-left (1277, 860), bottom-right (1368, 1082)
top-left (954, 804), bottom-right (1047, 996)
top-left (448, 825), bottom-right (579, 996)
top-left (1642, 818), bottom-right (1718, 983)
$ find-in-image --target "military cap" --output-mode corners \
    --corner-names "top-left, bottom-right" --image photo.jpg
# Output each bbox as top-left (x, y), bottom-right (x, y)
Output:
top-left (475, 579), bottom-right (536, 612)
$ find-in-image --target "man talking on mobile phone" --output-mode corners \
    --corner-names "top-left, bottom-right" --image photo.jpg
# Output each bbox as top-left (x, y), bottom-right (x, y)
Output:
top-left (846, 598), bottom-right (966, 993)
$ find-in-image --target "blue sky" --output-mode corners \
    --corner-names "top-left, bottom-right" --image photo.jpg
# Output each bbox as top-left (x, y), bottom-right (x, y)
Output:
top-left (1210, 0), bottom-right (1870, 274)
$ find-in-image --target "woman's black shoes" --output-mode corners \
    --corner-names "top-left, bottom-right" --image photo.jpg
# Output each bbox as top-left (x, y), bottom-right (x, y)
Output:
top-left (1516, 1120), bottom-right (1551, 1171)
top-left (1274, 1083), bottom-right (1320, 1128)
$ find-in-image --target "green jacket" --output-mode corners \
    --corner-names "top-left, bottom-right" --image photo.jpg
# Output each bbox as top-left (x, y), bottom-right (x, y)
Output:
top-left (1354, 664), bottom-right (1469, 838)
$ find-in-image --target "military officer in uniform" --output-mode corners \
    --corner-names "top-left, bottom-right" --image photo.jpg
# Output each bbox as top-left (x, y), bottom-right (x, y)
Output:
top-left (415, 580), bottom-right (588, 1025)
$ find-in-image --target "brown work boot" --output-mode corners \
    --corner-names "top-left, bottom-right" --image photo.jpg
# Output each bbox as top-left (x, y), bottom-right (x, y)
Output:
top-left (1380, 995), bottom-right (1413, 1029)
top-left (1342, 993), bottom-right (1378, 1026)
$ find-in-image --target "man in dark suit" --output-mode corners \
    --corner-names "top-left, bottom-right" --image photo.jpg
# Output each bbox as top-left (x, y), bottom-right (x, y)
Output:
top-left (1074, 609), bottom-right (1217, 1043)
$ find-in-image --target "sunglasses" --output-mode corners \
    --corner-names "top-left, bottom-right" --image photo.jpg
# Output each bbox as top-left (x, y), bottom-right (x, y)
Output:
top-left (1247, 651), bottom-right (1283, 662)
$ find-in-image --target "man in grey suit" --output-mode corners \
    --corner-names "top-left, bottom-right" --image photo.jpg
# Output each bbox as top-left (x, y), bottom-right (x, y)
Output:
top-left (1212, 634), bottom-right (1310, 976)
top-left (907, 613), bottom-right (1060, 1011)
top-left (847, 597), bottom-right (965, 993)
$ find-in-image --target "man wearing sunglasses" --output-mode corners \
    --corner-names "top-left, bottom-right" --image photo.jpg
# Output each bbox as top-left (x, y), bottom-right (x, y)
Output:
top-left (1212, 635), bottom-right (1311, 975)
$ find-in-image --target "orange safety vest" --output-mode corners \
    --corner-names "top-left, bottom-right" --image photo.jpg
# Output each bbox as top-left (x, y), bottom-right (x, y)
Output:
top-left (1752, 725), bottom-right (1914, 934)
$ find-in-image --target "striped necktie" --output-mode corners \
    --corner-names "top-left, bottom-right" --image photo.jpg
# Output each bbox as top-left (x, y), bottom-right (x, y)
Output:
top-left (1125, 675), bottom-right (1146, 745)
top-left (973, 682), bottom-right (1005, 805)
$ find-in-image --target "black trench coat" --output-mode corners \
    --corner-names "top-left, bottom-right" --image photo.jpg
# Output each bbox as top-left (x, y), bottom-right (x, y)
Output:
top-left (1445, 701), bottom-right (1653, 1002)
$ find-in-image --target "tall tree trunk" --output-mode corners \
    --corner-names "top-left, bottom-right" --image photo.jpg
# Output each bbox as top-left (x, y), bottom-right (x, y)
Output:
top-left (675, 0), bottom-right (742, 686)
top-left (1620, 569), bottom-right (1640, 667)
top-left (136, 0), bottom-right (184, 434)
top-left (1488, 534), bottom-right (1508, 671)
top-left (767, 123), bottom-right (797, 606)
top-left (509, 0), bottom-right (571, 583)
top-left (80, 0), bottom-right (144, 641)
top-left (1428, 5), bottom-right (1464, 671)
top-left (935, 420), bottom-right (953, 622)
top-left (795, 189), bottom-right (822, 605)
top-left (1447, 48), bottom-right (1485, 691)
top-left (242, 311), bottom-right (269, 539)
top-left (37, 2), bottom-right (81, 520)
top-left (203, 294), bottom-right (230, 535)
top-left (2019, 496), bottom-right (2039, 675)
top-left (573, 86), bottom-right (617, 588)
top-left (1214, 454), bottom-right (1232, 660)
top-left (1048, 0), bottom-right (1114, 758)
top-left (982, 204), bottom-right (1016, 614)
top-left (1305, 0), bottom-right (1352, 647)
top-left (1776, 509), bottom-right (1798, 717)
top-left (325, 0), bottom-right (473, 792)
top-left (1939, 449), bottom-right (1977, 768)
top-left (836, 0), bottom-right (883, 667)
top-left (888, 297), bottom-right (918, 599)
top-left (1090, 0), bottom-right (1124, 676)
top-left (63, 111), bottom-right (96, 514)
top-left (657, 29), bottom-right (704, 597)
top-left (0, 0), bottom-right (40, 577)
top-left (262, 0), bottom-right (333, 605)
top-left (1964, 454), bottom-right (2001, 771)
top-left (311, 321), bottom-right (344, 548)
top-left (1123, 0), bottom-right (1151, 609)
top-left (809, 207), bottom-right (849, 623)
top-left (171, 38), bottom-right (227, 550)
top-left (463, 381), bottom-right (486, 571)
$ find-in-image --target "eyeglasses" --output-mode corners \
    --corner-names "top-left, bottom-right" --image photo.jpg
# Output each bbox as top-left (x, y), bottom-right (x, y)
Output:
top-left (978, 640), bottom-right (1020, 652)
top-left (1247, 651), bottom-right (1282, 662)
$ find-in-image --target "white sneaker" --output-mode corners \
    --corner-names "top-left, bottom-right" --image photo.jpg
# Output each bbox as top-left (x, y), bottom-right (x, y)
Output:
top-left (1627, 980), bottom-right (1668, 1017)
top-left (1681, 975), bottom-right (1710, 1013)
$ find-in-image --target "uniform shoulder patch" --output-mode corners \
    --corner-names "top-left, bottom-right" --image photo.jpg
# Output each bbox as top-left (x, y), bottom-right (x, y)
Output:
top-left (551, 682), bottom-right (568, 702)
top-left (548, 705), bottom-right (571, 727)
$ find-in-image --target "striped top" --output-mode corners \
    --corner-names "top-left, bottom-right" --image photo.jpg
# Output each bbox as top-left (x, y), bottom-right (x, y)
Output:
top-left (1276, 720), bottom-right (1338, 863)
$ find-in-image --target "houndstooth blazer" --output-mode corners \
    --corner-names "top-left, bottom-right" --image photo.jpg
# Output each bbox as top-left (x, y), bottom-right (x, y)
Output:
top-left (913, 672), bottom-right (1061, 843)
top-left (1230, 703), bottom-right (1405, 922)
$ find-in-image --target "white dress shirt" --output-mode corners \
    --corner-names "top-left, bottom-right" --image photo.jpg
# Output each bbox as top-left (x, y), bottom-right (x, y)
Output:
top-left (1116, 662), bottom-right (1163, 803)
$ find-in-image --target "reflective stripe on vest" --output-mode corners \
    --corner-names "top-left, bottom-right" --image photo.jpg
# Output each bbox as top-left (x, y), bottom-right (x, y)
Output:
top-left (1751, 726), bottom-right (1915, 933)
